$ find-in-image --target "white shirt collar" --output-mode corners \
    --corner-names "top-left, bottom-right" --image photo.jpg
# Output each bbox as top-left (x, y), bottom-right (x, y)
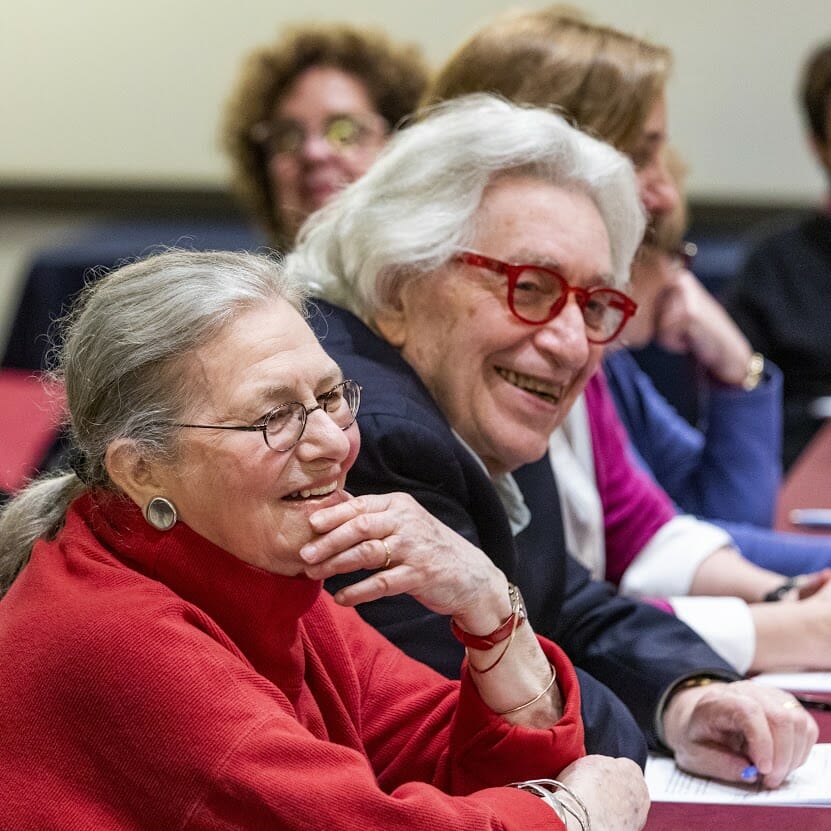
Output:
top-left (451, 430), bottom-right (531, 536)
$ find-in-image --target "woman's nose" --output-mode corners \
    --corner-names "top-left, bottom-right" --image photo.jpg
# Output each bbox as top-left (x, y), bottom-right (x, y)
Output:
top-left (640, 162), bottom-right (680, 219)
top-left (299, 132), bottom-right (336, 162)
top-left (295, 408), bottom-right (352, 461)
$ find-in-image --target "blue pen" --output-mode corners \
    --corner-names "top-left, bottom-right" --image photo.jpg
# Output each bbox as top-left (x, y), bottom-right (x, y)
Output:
top-left (741, 765), bottom-right (758, 781)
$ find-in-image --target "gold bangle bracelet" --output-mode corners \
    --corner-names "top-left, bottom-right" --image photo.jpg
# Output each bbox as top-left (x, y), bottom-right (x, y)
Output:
top-left (495, 663), bottom-right (557, 715)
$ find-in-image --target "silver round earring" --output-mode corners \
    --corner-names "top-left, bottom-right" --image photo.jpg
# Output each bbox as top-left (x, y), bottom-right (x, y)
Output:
top-left (144, 496), bottom-right (178, 532)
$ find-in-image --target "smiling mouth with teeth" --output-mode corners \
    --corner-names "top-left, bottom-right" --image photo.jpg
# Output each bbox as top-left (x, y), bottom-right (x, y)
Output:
top-left (283, 481), bottom-right (338, 501)
top-left (496, 367), bottom-right (562, 404)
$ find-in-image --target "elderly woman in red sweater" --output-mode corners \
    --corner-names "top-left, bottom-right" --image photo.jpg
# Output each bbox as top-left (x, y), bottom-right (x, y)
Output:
top-left (0, 250), bottom-right (647, 831)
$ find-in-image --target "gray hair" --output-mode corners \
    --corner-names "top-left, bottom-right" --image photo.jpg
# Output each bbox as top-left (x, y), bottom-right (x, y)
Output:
top-left (0, 249), bottom-right (305, 596)
top-left (284, 93), bottom-right (645, 325)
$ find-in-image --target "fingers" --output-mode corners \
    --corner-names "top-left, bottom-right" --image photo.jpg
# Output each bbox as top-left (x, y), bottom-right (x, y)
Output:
top-left (751, 693), bottom-right (817, 787)
top-left (301, 489), bottom-right (507, 619)
top-left (307, 492), bottom-right (386, 534)
top-left (302, 509), bottom-right (393, 573)
top-left (329, 560), bottom-right (411, 607)
top-left (673, 681), bottom-right (818, 788)
top-left (655, 274), bottom-right (752, 379)
top-left (654, 296), bottom-right (689, 354)
top-left (800, 568), bottom-right (831, 599)
top-left (692, 687), bottom-right (775, 778)
top-left (302, 493), bottom-right (412, 571)
top-left (674, 739), bottom-right (760, 785)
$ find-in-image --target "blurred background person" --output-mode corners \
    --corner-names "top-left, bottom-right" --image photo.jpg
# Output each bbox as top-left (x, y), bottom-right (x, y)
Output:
top-left (617, 150), bottom-right (780, 527)
top-left (605, 152), bottom-right (831, 575)
top-left (222, 22), bottom-right (428, 249)
top-left (726, 39), bottom-right (831, 469)
top-left (427, 4), bottom-right (680, 225)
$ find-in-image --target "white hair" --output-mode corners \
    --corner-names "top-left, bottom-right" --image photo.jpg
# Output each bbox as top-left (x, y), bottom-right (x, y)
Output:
top-left (284, 93), bottom-right (645, 324)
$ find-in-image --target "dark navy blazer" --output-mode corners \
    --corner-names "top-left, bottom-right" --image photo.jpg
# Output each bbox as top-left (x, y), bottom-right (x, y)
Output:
top-left (311, 300), bottom-right (736, 761)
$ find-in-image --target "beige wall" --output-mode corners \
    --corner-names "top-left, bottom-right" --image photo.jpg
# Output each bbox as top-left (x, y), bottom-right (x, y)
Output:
top-left (3, 0), bottom-right (830, 202)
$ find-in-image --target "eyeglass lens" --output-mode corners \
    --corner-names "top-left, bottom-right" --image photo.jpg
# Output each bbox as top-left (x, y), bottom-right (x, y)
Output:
top-left (509, 267), bottom-right (628, 342)
top-left (261, 114), bottom-right (378, 156)
top-left (264, 379), bottom-right (360, 450)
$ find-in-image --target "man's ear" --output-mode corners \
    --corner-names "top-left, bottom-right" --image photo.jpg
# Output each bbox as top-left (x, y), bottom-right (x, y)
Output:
top-left (374, 279), bottom-right (419, 348)
top-left (374, 303), bottom-right (408, 347)
top-left (105, 439), bottom-right (166, 508)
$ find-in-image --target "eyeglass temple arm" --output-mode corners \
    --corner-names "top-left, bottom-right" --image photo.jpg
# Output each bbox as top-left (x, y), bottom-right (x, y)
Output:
top-left (176, 423), bottom-right (265, 432)
top-left (460, 252), bottom-right (511, 275)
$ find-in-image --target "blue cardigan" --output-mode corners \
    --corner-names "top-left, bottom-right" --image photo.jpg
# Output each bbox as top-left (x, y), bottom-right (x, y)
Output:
top-left (604, 348), bottom-right (831, 574)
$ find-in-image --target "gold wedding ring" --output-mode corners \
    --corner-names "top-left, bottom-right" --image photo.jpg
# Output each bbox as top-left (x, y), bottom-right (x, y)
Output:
top-left (381, 538), bottom-right (392, 570)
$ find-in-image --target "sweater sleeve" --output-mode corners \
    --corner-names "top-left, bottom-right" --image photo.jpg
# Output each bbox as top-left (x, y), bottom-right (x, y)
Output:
top-left (183, 602), bottom-right (584, 831)
top-left (328, 600), bottom-right (585, 796)
top-left (713, 518), bottom-right (831, 575)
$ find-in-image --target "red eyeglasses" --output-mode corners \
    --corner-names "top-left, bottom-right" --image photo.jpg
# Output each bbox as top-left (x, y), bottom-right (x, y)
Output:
top-left (456, 251), bottom-right (637, 344)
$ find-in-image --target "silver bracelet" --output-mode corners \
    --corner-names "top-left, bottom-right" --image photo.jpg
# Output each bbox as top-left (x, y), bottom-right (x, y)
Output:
top-left (510, 779), bottom-right (590, 830)
top-left (547, 779), bottom-right (591, 831)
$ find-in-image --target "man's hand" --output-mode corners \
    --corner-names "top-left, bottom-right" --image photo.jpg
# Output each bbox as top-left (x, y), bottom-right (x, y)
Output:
top-left (661, 679), bottom-right (818, 787)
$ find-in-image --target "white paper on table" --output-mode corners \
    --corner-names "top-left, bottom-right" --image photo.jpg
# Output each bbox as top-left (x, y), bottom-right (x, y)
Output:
top-left (751, 671), bottom-right (831, 693)
top-left (645, 744), bottom-right (831, 805)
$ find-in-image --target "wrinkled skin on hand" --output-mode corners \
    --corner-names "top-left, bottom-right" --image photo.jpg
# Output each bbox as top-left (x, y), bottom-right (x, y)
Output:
top-left (557, 754), bottom-right (650, 831)
top-left (301, 491), bottom-right (509, 630)
top-left (662, 680), bottom-right (818, 788)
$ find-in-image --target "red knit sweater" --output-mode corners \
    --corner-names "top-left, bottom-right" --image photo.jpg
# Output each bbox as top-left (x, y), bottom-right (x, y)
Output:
top-left (0, 492), bottom-right (584, 830)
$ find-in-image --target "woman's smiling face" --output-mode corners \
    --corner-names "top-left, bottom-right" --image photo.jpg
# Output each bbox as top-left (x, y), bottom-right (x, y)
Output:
top-left (152, 298), bottom-right (360, 574)
top-left (378, 175), bottom-right (613, 475)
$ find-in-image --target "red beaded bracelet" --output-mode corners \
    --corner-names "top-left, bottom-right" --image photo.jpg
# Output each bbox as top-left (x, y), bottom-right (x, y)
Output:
top-left (450, 583), bottom-right (526, 650)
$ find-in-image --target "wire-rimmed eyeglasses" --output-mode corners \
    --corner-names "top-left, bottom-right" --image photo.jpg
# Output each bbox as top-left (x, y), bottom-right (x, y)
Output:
top-left (250, 113), bottom-right (388, 157)
top-left (176, 379), bottom-right (361, 452)
top-left (456, 251), bottom-right (638, 344)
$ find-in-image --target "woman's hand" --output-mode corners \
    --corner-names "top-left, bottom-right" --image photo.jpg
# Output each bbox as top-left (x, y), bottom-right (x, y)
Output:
top-left (300, 491), bottom-right (509, 630)
top-left (655, 269), bottom-right (754, 386)
top-left (301, 491), bottom-right (565, 726)
top-left (751, 575), bottom-right (831, 671)
top-left (793, 569), bottom-right (831, 600)
top-left (555, 755), bottom-right (650, 831)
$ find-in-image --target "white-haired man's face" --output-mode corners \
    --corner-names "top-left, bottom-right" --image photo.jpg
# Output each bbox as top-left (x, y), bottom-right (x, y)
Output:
top-left (375, 175), bottom-right (613, 475)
